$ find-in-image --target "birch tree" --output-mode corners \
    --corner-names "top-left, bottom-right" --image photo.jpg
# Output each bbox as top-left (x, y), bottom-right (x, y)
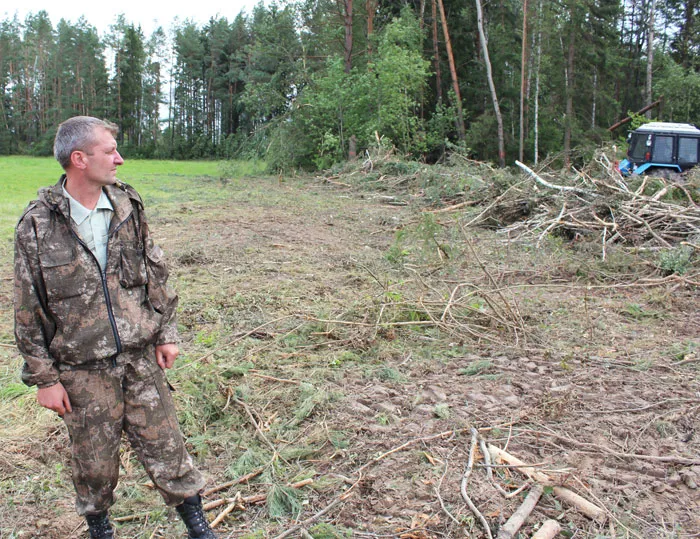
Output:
top-left (475, 0), bottom-right (506, 167)
top-left (520, 0), bottom-right (529, 162)
top-left (533, 0), bottom-right (543, 164)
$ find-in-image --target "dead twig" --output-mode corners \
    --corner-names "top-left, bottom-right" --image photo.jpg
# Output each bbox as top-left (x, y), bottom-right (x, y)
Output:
top-left (571, 476), bottom-right (643, 539)
top-left (435, 448), bottom-right (463, 527)
top-left (357, 429), bottom-right (462, 476)
top-left (274, 430), bottom-right (466, 538)
top-left (113, 512), bottom-right (155, 523)
top-left (536, 201), bottom-right (567, 248)
top-left (248, 371), bottom-right (301, 385)
top-left (671, 357), bottom-right (700, 367)
top-left (462, 233), bottom-right (527, 344)
top-left (210, 492), bottom-right (243, 529)
top-left (477, 429), bottom-right (531, 498)
top-left (423, 200), bottom-right (480, 214)
top-left (271, 496), bottom-right (346, 539)
top-left (322, 177), bottom-right (352, 188)
top-left (572, 398), bottom-right (700, 415)
top-left (201, 468), bottom-right (265, 497)
top-left (234, 398), bottom-right (278, 454)
top-left (461, 429), bottom-right (494, 539)
top-left (178, 315), bottom-right (296, 369)
top-left (462, 180), bottom-right (528, 228)
top-left (516, 427), bottom-right (700, 466)
top-left (203, 479), bottom-right (314, 512)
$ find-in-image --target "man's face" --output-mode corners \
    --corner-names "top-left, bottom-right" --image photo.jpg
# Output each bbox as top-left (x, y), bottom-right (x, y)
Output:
top-left (81, 128), bottom-right (124, 185)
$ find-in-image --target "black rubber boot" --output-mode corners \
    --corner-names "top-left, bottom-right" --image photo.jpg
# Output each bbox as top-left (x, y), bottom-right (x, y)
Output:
top-left (86, 512), bottom-right (115, 539)
top-left (175, 494), bottom-right (218, 538)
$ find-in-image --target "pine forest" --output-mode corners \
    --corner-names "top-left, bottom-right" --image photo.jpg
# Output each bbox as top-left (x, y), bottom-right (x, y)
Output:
top-left (1, 0), bottom-right (700, 169)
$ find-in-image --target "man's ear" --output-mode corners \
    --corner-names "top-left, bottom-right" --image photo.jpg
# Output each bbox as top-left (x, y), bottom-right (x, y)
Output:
top-left (70, 150), bottom-right (88, 170)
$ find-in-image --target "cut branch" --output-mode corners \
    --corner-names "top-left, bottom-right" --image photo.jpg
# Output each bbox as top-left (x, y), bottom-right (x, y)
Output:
top-left (515, 160), bottom-right (596, 196)
top-left (487, 444), bottom-right (606, 523)
top-left (496, 484), bottom-right (543, 539)
top-left (531, 520), bottom-right (562, 539)
top-left (202, 468), bottom-right (264, 497)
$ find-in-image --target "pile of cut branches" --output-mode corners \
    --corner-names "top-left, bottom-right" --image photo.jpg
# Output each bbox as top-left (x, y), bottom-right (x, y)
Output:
top-left (487, 158), bottom-right (700, 259)
top-left (319, 144), bottom-right (516, 208)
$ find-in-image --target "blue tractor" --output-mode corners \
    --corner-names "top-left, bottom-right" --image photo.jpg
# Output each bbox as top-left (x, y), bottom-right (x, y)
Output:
top-left (618, 122), bottom-right (700, 176)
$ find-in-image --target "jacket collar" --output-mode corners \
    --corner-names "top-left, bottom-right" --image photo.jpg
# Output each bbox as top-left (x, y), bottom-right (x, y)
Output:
top-left (39, 175), bottom-right (137, 231)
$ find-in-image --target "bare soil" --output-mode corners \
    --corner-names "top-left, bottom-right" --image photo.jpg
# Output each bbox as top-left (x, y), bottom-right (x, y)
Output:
top-left (1, 173), bottom-right (698, 538)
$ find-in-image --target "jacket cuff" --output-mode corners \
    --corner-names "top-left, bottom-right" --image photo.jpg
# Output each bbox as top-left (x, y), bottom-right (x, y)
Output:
top-left (36, 380), bottom-right (62, 389)
top-left (156, 322), bottom-right (179, 346)
top-left (22, 363), bottom-right (60, 388)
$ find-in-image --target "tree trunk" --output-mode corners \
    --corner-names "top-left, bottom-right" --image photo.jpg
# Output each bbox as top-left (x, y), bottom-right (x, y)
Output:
top-left (343, 0), bottom-right (353, 73)
top-left (646, 0), bottom-right (656, 117)
top-left (679, 0), bottom-right (697, 69)
top-left (349, 134), bottom-right (357, 160)
top-left (519, 0), bottom-right (528, 163)
top-left (533, 0), bottom-right (542, 165)
top-left (366, 0), bottom-right (376, 59)
top-left (475, 0), bottom-right (505, 167)
top-left (591, 67), bottom-right (597, 129)
top-left (116, 52), bottom-right (123, 139)
top-left (431, 0), bottom-right (443, 103)
top-left (436, 0), bottom-right (465, 139)
top-left (564, 9), bottom-right (575, 170)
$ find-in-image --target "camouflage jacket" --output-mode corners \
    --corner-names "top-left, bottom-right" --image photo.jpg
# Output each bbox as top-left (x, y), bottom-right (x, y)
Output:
top-left (14, 177), bottom-right (179, 388)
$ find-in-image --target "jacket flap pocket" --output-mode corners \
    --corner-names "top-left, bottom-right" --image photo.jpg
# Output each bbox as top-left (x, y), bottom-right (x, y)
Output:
top-left (39, 248), bottom-right (75, 268)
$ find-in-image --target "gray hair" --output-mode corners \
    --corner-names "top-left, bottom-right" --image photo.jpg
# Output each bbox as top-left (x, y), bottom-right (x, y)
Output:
top-left (53, 116), bottom-right (119, 169)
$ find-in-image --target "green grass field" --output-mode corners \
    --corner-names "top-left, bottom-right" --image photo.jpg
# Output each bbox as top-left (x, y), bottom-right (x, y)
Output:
top-left (0, 157), bottom-right (267, 242)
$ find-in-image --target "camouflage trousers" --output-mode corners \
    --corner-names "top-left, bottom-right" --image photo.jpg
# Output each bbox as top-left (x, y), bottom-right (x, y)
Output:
top-left (59, 348), bottom-right (205, 515)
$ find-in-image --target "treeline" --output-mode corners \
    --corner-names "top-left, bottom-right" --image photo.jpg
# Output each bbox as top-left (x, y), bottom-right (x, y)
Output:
top-left (1, 0), bottom-right (699, 169)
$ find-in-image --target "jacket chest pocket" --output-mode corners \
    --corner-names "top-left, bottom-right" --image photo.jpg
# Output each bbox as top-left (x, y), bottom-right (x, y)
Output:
top-left (119, 243), bottom-right (148, 288)
top-left (39, 248), bottom-right (90, 300)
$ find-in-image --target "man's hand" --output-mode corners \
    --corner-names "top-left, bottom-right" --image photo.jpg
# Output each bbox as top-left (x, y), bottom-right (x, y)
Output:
top-left (37, 382), bottom-right (72, 416)
top-left (155, 343), bottom-right (179, 370)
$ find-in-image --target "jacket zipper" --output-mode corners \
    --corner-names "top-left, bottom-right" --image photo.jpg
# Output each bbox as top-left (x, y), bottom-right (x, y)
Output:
top-left (63, 205), bottom-right (132, 362)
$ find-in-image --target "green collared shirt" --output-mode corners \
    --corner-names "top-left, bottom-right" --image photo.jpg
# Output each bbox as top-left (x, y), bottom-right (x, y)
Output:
top-left (62, 185), bottom-right (114, 271)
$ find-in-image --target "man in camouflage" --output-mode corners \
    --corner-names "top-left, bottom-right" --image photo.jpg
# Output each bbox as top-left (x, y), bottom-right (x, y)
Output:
top-left (14, 116), bottom-right (218, 539)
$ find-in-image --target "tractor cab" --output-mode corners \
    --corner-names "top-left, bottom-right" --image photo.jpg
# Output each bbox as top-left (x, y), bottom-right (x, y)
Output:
top-left (618, 122), bottom-right (700, 176)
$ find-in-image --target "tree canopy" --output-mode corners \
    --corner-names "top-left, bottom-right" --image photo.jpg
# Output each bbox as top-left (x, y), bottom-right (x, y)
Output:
top-left (1, 0), bottom-right (699, 169)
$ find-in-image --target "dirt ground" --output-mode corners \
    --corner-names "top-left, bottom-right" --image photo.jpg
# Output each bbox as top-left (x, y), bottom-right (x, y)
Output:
top-left (0, 173), bottom-right (698, 538)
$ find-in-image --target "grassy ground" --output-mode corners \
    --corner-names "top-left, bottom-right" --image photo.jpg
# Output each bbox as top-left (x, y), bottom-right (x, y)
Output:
top-left (0, 157), bottom-right (265, 239)
top-left (0, 157), bottom-right (698, 538)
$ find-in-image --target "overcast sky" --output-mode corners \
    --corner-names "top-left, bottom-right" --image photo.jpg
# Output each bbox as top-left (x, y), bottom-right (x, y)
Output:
top-left (4, 0), bottom-right (263, 36)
